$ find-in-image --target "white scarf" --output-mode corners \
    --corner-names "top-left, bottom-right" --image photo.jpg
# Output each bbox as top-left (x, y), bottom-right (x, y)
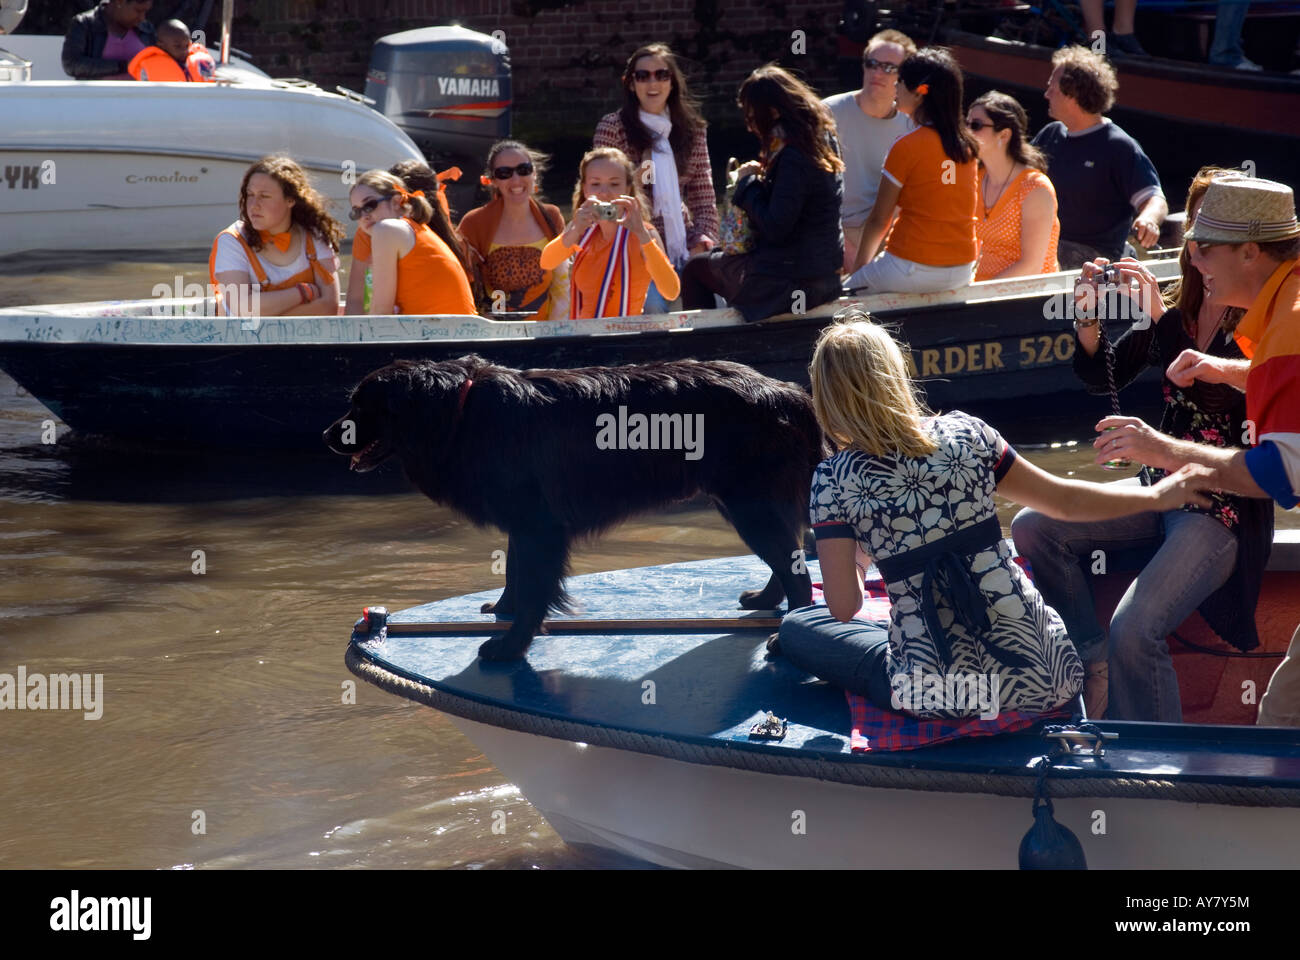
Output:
top-left (639, 108), bottom-right (688, 267)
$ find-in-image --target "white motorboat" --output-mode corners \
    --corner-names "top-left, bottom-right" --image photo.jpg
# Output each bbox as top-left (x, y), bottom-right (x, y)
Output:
top-left (0, 29), bottom-right (424, 256)
top-left (346, 549), bottom-right (1300, 869)
top-left (0, 2), bottom-right (512, 257)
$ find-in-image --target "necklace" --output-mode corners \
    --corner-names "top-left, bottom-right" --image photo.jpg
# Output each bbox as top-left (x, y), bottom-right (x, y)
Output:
top-left (983, 162), bottom-right (1018, 219)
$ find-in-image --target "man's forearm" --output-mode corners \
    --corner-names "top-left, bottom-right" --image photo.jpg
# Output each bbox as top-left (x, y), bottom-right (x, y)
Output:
top-left (1164, 441), bottom-right (1270, 498)
top-left (1139, 193), bottom-right (1168, 224)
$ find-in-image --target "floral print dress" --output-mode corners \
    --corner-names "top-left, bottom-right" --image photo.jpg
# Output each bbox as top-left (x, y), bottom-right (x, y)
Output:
top-left (811, 411), bottom-right (1084, 718)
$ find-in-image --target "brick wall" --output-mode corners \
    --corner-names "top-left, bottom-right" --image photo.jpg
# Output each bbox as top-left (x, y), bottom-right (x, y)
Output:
top-left (221, 0), bottom-right (852, 143)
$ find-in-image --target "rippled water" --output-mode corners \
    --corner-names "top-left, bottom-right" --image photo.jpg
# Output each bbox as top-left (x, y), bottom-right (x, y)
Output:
top-left (0, 253), bottom-right (1292, 869)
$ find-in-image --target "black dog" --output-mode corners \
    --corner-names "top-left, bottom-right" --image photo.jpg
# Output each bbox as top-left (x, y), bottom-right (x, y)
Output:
top-left (324, 355), bottom-right (825, 661)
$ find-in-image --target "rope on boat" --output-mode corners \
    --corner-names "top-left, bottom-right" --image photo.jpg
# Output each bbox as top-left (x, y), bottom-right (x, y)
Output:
top-left (345, 645), bottom-right (1300, 809)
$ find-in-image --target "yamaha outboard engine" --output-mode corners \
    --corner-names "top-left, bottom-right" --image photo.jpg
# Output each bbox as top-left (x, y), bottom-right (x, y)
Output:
top-left (364, 26), bottom-right (511, 216)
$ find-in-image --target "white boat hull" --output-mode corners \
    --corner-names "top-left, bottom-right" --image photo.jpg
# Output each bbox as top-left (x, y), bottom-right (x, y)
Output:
top-left (452, 717), bottom-right (1300, 869)
top-left (0, 79), bottom-right (425, 255)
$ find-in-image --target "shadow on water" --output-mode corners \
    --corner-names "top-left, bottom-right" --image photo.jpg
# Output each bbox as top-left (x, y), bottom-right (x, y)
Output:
top-left (0, 435), bottom-right (416, 504)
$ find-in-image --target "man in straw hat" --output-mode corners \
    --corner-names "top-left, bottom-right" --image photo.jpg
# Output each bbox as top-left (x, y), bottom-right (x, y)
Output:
top-left (1095, 173), bottom-right (1300, 725)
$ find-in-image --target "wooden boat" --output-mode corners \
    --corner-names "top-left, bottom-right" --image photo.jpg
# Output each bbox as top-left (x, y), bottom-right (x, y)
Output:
top-left (858, 2), bottom-right (1300, 201)
top-left (0, 260), bottom-right (1177, 450)
top-left (345, 535), bottom-right (1300, 869)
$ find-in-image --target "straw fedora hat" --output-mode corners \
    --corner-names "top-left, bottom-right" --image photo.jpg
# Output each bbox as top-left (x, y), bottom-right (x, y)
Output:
top-left (1185, 175), bottom-right (1300, 245)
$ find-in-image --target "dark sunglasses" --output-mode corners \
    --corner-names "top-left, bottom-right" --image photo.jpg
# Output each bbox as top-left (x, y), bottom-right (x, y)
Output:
top-left (967, 119), bottom-right (996, 132)
top-left (632, 68), bottom-right (672, 83)
top-left (348, 196), bottom-right (384, 221)
top-left (864, 58), bottom-right (900, 74)
top-left (492, 161), bottom-right (534, 180)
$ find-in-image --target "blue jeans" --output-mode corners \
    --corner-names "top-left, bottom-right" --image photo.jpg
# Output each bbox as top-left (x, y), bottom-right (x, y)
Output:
top-left (1010, 502), bottom-right (1237, 722)
top-left (777, 605), bottom-right (896, 709)
top-left (641, 279), bottom-right (670, 315)
top-left (1210, 0), bottom-right (1249, 66)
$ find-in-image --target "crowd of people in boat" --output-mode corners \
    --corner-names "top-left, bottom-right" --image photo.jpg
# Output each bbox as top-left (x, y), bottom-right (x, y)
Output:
top-left (787, 166), bottom-right (1299, 729)
top-left (195, 33), bottom-right (1186, 327)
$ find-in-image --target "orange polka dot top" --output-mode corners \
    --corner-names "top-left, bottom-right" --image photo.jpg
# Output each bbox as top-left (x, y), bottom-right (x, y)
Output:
top-left (974, 168), bottom-right (1060, 282)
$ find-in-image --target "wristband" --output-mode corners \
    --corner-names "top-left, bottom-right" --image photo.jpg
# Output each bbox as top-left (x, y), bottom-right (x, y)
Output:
top-left (1073, 318), bottom-right (1099, 330)
top-left (297, 282), bottom-right (316, 304)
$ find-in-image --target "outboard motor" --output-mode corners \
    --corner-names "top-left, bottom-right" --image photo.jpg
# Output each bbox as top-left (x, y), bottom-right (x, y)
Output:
top-left (364, 25), bottom-right (511, 215)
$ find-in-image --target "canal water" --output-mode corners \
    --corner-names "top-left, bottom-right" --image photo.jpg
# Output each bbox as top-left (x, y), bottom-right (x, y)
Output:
top-left (1, 253), bottom-right (1293, 870)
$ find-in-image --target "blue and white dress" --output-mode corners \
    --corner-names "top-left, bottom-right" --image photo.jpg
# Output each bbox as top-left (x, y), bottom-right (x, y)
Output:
top-left (811, 411), bottom-right (1083, 718)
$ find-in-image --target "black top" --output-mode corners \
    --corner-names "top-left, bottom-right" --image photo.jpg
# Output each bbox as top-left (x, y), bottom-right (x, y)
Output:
top-left (62, 1), bottom-right (158, 79)
top-left (734, 141), bottom-right (844, 282)
top-left (1033, 120), bottom-right (1161, 261)
top-left (1073, 307), bottom-right (1273, 651)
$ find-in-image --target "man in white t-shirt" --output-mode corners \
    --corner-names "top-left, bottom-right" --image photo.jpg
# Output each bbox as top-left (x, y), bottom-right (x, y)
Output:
top-left (822, 29), bottom-right (915, 274)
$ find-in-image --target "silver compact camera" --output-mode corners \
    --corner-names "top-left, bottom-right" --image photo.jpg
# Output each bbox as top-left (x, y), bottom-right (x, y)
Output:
top-left (592, 201), bottom-right (622, 221)
top-left (1100, 264), bottom-right (1120, 283)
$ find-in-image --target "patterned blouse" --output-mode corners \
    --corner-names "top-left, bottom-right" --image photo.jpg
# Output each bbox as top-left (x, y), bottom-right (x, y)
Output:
top-left (810, 411), bottom-right (1084, 718)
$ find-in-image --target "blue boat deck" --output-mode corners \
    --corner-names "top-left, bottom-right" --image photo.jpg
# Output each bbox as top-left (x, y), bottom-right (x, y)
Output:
top-left (350, 556), bottom-right (1300, 795)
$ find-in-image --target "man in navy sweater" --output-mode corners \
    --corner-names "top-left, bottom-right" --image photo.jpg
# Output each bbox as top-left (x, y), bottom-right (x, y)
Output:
top-left (1033, 46), bottom-right (1167, 269)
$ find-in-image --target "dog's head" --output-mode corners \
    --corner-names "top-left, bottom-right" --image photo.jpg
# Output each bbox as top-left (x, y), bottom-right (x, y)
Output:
top-left (323, 355), bottom-right (486, 473)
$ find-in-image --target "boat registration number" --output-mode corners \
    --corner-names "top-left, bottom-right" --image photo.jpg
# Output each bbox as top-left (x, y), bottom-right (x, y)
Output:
top-left (910, 333), bottom-right (1075, 378)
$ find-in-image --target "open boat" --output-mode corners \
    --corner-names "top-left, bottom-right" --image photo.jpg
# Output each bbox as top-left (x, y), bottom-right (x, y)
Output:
top-left (0, 259), bottom-right (1177, 450)
top-left (345, 536), bottom-right (1300, 869)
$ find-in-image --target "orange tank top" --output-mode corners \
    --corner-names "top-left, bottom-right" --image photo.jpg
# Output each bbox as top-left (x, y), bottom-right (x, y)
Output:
top-left (974, 168), bottom-right (1060, 282)
top-left (393, 218), bottom-right (477, 316)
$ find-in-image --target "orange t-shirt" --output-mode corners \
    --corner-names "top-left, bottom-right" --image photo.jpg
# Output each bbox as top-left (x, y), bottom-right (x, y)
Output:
top-left (974, 168), bottom-right (1061, 281)
top-left (392, 219), bottom-right (476, 316)
top-left (540, 228), bottom-right (679, 319)
top-left (882, 126), bottom-right (979, 267)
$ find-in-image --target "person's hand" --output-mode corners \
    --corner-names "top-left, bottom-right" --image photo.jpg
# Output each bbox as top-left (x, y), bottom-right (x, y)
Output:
top-left (1132, 213), bottom-right (1160, 249)
top-left (689, 237), bottom-right (715, 257)
top-left (1167, 348), bottom-right (1230, 388)
top-left (574, 197), bottom-right (602, 230)
top-left (1094, 415), bottom-right (1177, 469)
top-left (611, 196), bottom-right (648, 242)
top-left (734, 160), bottom-right (761, 180)
top-left (1074, 257), bottom-right (1163, 323)
top-left (1149, 462), bottom-right (1216, 511)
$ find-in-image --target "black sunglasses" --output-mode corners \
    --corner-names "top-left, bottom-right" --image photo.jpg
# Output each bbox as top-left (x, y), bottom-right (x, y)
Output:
top-left (967, 118), bottom-right (996, 132)
top-left (348, 196), bottom-right (385, 221)
top-left (632, 68), bottom-right (672, 83)
top-left (492, 161), bottom-right (534, 180)
top-left (863, 58), bottom-right (900, 74)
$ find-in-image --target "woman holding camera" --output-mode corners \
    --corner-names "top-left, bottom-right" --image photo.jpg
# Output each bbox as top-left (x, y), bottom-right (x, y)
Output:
top-left (1011, 166), bottom-right (1272, 721)
top-left (540, 146), bottom-right (679, 319)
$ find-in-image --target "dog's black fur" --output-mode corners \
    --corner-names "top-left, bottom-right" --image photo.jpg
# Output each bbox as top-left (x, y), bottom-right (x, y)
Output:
top-left (324, 355), bottom-right (825, 660)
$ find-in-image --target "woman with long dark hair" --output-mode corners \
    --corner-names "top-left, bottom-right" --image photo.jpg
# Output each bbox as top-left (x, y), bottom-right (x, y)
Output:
top-left (457, 140), bottom-right (568, 320)
top-left (1012, 166), bottom-right (1272, 721)
top-left (209, 155), bottom-right (343, 317)
top-left (594, 43), bottom-right (718, 311)
top-left (679, 64), bottom-right (844, 323)
top-left (844, 46), bottom-right (979, 294)
top-left (969, 90), bottom-right (1060, 281)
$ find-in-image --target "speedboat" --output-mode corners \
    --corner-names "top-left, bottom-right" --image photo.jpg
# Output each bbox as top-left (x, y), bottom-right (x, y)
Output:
top-left (0, 260), bottom-right (1179, 449)
top-left (0, 5), bottom-right (507, 255)
top-left (345, 543), bottom-right (1300, 869)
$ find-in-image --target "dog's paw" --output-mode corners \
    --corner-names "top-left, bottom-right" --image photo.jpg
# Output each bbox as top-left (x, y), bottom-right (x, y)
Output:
top-left (739, 586), bottom-right (784, 610)
top-left (477, 631), bottom-right (532, 661)
top-left (480, 598), bottom-right (515, 616)
top-left (764, 632), bottom-right (783, 660)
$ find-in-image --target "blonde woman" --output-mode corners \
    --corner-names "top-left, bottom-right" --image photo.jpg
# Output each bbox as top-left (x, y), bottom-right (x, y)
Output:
top-left (776, 310), bottom-right (1215, 720)
top-left (540, 146), bottom-right (679, 319)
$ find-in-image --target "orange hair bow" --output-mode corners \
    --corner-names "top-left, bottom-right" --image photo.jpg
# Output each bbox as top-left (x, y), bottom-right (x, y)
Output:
top-left (915, 83), bottom-right (930, 95)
